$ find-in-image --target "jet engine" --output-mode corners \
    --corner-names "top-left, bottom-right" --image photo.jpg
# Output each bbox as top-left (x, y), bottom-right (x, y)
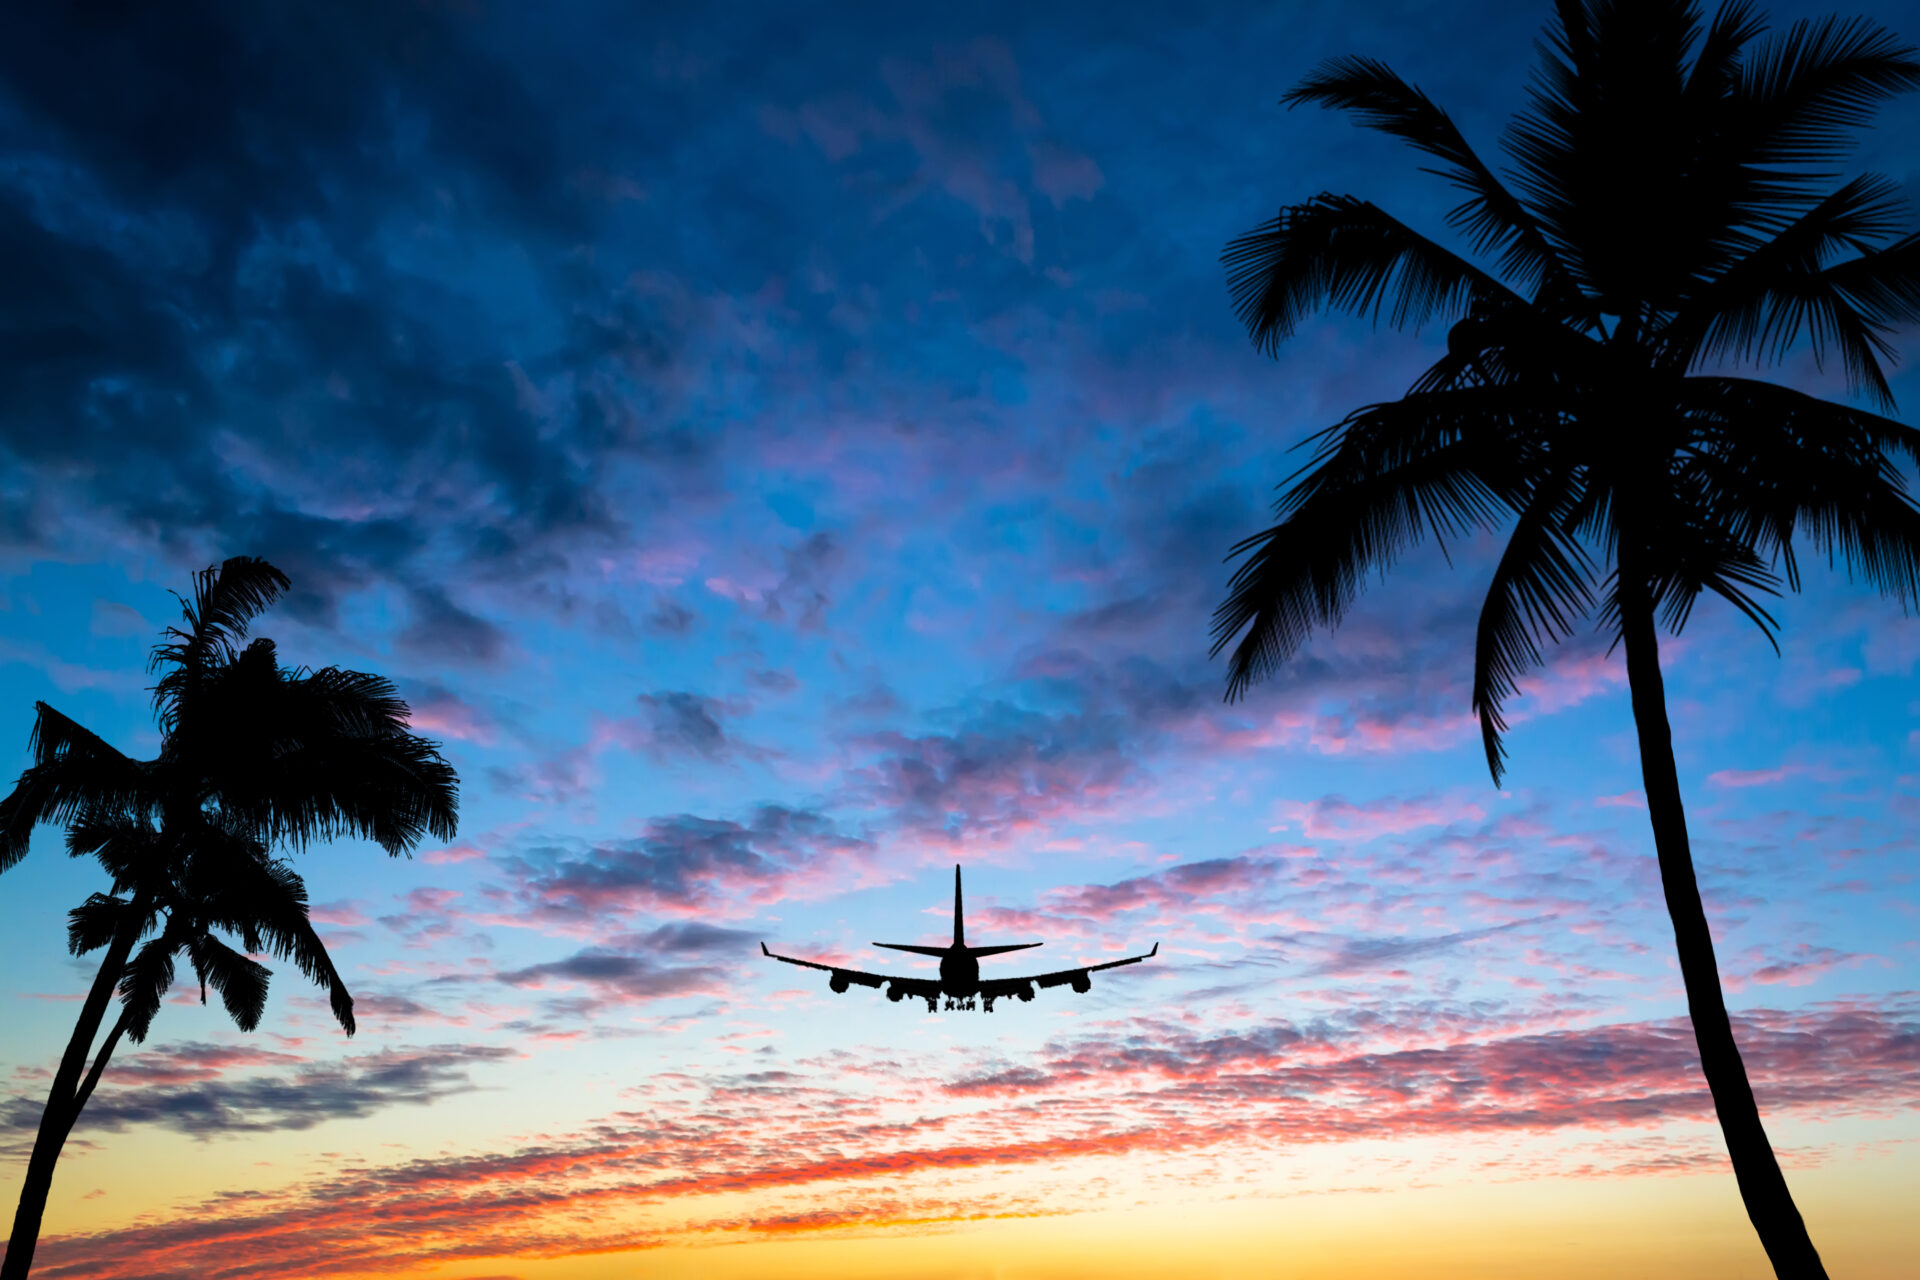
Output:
top-left (829, 971), bottom-right (851, 993)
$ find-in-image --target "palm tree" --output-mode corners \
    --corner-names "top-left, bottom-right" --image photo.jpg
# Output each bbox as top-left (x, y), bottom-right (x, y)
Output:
top-left (1209, 3), bottom-right (1920, 1276)
top-left (0, 557), bottom-right (459, 1280)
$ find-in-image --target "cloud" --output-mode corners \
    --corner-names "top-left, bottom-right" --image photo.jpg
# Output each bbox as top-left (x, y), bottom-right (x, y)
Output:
top-left (1286, 918), bottom-right (1545, 978)
top-left (87, 600), bottom-right (151, 638)
top-left (2, 1045), bottom-right (513, 1137)
top-left (1278, 793), bottom-right (1486, 841)
top-left (643, 598), bottom-right (697, 636)
top-left (398, 586), bottom-right (510, 665)
top-left (747, 667), bottom-right (799, 695)
top-left (495, 950), bottom-right (725, 1003)
top-left (406, 682), bottom-right (501, 745)
top-left (631, 691), bottom-right (731, 761)
top-left (631, 922), bottom-right (759, 955)
top-left (0, 637), bottom-right (145, 695)
top-left (763, 39), bottom-right (1092, 267)
top-left (702, 531), bottom-right (844, 632)
top-left (82, 1042), bottom-right (306, 1089)
top-left (1707, 764), bottom-right (1835, 790)
top-left (847, 700), bottom-right (1149, 844)
top-left (1040, 857), bottom-right (1282, 922)
top-left (503, 805), bottom-right (869, 922)
top-left (1730, 945), bottom-right (1858, 990)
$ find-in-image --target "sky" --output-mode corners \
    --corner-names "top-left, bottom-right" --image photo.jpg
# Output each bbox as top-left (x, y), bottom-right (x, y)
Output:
top-left (1, 1), bottom-right (1918, 1277)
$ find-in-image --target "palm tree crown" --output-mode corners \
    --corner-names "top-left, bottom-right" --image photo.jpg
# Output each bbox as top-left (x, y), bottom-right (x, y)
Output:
top-left (1214, 0), bottom-right (1920, 779)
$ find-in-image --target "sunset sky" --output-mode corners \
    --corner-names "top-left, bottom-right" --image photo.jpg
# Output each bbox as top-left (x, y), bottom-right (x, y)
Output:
top-left (2, 1), bottom-right (1918, 1277)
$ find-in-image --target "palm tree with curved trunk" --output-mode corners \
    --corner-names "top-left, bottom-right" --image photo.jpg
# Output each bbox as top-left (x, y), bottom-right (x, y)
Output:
top-left (1210, 2), bottom-right (1920, 1276)
top-left (0, 557), bottom-right (459, 1280)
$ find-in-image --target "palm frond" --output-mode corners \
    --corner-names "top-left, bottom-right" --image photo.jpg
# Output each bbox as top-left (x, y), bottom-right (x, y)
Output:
top-left (1224, 195), bottom-right (1519, 354)
top-left (1676, 175), bottom-right (1913, 405)
top-left (1682, 1), bottom-right (1768, 104)
top-left (213, 727), bottom-right (459, 855)
top-left (67, 894), bottom-right (143, 957)
top-left (186, 842), bottom-right (357, 1034)
top-left (150, 557), bottom-right (291, 735)
top-left (185, 935), bottom-right (272, 1033)
top-left (64, 810), bottom-right (167, 895)
top-left (292, 667), bottom-right (415, 740)
top-left (0, 705), bottom-right (152, 872)
top-left (1653, 536), bottom-right (1784, 640)
top-left (271, 909), bottom-right (356, 1035)
top-left (1282, 58), bottom-right (1571, 297)
top-left (1214, 393), bottom-right (1530, 698)
top-left (117, 931), bottom-right (180, 1044)
top-left (1817, 228), bottom-right (1920, 356)
top-left (1472, 466), bottom-right (1598, 784)
top-left (1736, 15), bottom-right (1920, 166)
top-left (1684, 377), bottom-right (1920, 605)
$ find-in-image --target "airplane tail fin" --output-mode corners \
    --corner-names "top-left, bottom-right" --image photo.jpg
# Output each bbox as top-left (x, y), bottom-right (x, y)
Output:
top-left (953, 863), bottom-right (965, 947)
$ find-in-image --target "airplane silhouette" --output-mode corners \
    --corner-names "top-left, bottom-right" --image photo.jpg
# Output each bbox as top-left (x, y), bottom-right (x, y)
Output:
top-left (761, 865), bottom-right (1157, 1012)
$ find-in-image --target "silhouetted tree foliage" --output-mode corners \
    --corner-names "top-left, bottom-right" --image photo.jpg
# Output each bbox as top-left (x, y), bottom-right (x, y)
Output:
top-left (0, 557), bottom-right (459, 1280)
top-left (1213, 3), bottom-right (1920, 1276)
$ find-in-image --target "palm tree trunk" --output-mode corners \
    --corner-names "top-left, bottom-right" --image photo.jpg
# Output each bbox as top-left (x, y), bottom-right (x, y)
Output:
top-left (1, 921), bottom-right (139, 1280)
top-left (1618, 574), bottom-right (1827, 1280)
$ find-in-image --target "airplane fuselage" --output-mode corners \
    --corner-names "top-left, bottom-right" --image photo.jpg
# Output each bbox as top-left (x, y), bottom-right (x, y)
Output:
top-left (938, 949), bottom-right (980, 997)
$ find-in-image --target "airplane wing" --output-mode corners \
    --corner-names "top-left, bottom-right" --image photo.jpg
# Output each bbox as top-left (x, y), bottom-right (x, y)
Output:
top-left (980, 943), bottom-right (1159, 1002)
top-left (761, 943), bottom-right (944, 1006)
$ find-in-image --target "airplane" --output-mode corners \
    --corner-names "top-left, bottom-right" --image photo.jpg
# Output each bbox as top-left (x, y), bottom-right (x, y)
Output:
top-left (761, 865), bottom-right (1157, 1012)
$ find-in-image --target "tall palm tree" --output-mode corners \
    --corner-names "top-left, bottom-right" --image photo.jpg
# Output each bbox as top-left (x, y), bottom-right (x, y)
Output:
top-left (1210, 3), bottom-right (1920, 1276)
top-left (0, 557), bottom-right (459, 1280)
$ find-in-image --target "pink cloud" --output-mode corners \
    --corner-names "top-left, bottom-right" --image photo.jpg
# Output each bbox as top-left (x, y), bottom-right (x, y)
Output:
top-left (1727, 945), bottom-right (1858, 991)
top-left (1028, 140), bottom-right (1103, 206)
top-left (408, 685), bottom-right (500, 746)
top-left (423, 844), bottom-right (488, 866)
top-left (760, 39), bottom-right (1106, 268)
top-left (1204, 708), bottom-right (1476, 758)
top-left (307, 901), bottom-right (370, 928)
top-left (99, 1042), bottom-right (306, 1088)
top-left (1038, 856), bottom-right (1282, 922)
top-left (1278, 794), bottom-right (1485, 841)
top-left (1709, 765), bottom-right (1804, 788)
